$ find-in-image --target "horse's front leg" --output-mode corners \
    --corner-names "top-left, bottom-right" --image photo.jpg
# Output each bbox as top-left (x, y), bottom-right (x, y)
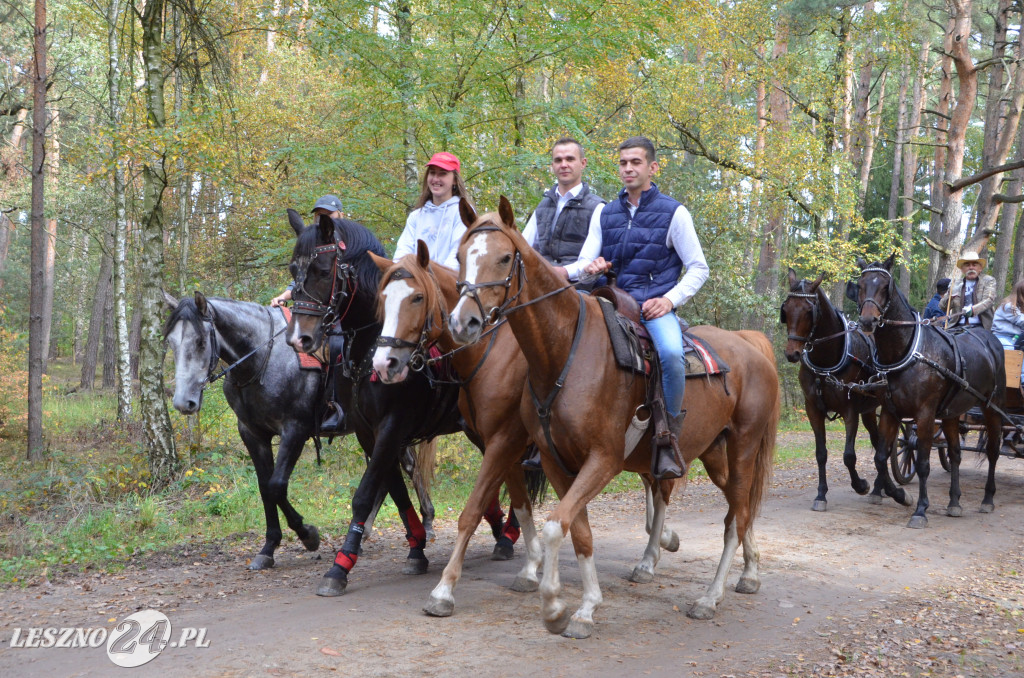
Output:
top-left (940, 416), bottom-right (963, 518)
top-left (807, 399), bottom-right (832, 511)
top-left (238, 425), bottom-right (282, 570)
top-left (270, 427), bottom-right (321, 554)
top-left (872, 411), bottom-right (912, 506)
top-left (861, 410), bottom-right (888, 500)
top-left (841, 407), bottom-right (870, 496)
top-left (908, 415), bottom-right (936, 528)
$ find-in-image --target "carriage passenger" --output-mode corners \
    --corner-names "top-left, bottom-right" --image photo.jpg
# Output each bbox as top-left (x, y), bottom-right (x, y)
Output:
top-left (923, 277), bottom-right (951, 320)
top-left (580, 136), bottom-right (710, 480)
top-left (939, 251), bottom-right (998, 330)
top-left (992, 281), bottom-right (1024, 352)
top-left (393, 152), bottom-right (472, 270)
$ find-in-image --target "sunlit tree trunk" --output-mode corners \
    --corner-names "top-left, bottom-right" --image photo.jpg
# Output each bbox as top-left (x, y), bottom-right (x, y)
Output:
top-left (108, 0), bottom-right (131, 420)
top-left (41, 108), bottom-right (59, 368)
top-left (900, 42), bottom-right (930, 296)
top-left (397, 0), bottom-right (417, 191)
top-left (139, 0), bottom-right (179, 485)
top-left (28, 0), bottom-right (47, 460)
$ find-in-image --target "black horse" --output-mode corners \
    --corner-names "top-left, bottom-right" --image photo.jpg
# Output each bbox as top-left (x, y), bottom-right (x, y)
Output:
top-left (163, 291), bottom-right (440, 569)
top-left (284, 211), bottom-right (522, 595)
top-left (856, 253), bottom-right (1005, 528)
top-left (780, 268), bottom-right (886, 511)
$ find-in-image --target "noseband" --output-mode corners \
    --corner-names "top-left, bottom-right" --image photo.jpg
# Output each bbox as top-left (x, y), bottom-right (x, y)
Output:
top-left (376, 267), bottom-right (442, 373)
top-left (455, 224), bottom-right (525, 325)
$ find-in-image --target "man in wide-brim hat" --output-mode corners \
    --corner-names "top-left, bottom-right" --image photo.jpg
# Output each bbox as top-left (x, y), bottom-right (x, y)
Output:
top-left (939, 250), bottom-right (998, 329)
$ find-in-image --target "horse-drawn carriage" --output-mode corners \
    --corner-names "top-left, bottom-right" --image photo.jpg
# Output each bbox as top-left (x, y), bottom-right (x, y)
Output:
top-left (891, 349), bottom-right (1024, 484)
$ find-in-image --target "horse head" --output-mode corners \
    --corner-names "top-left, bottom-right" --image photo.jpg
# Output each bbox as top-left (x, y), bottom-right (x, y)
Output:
top-left (780, 268), bottom-right (824, 362)
top-left (449, 195), bottom-right (523, 344)
top-left (369, 240), bottom-right (448, 383)
top-left (285, 209), bottom-right (349, 353)
top-left (856, 251), bottom-right (898, 332)
top-left (163, 290), bottom-right (218, 414)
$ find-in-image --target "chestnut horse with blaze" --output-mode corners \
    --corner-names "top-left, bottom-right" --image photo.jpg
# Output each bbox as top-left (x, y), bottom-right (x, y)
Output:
top-left (448, 197), bottom-right (779, 639)
top-left (367, 241), bottom-right (686, 619)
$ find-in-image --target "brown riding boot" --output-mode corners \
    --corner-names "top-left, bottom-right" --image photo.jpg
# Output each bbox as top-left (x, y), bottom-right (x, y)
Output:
top-left (651, 410), bottom-right (687, 480)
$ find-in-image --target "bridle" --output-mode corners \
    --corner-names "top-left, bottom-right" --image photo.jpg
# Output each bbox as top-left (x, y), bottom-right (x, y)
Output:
top-left (856, 266), bottom-right (895, 325)
top-left (455, 224), bottom-right (526, 325)
top-left (780, 284), bottom-right (820, 344)
top-left (290, 235), bottom-right (356, 341)
top-left (376, 267), bottom-right (443, 373)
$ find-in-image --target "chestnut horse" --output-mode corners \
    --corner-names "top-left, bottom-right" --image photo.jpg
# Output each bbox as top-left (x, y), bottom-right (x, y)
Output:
top-left (448, 197), bottom-right (779, 639)
top-left (367, 241), bottom-right (685, 618)
top-left (780, 268), bottom-right (888, 511)
top-left (856, 253), bottom-right (1004, 528)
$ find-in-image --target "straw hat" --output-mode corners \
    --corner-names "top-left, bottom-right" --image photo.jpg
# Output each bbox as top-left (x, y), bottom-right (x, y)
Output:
top-left (955, 251), bottom-right (987, 268)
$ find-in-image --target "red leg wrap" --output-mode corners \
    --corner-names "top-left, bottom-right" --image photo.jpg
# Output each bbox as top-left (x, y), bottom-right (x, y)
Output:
top-left (334, 550), bottom-right (358, 572)
top-left (501, 522), bottom-right (521, 543)
top-left (404, 506), bottom-right (427, 548)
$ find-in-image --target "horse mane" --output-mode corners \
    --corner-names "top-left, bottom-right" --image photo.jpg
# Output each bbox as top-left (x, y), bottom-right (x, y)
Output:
top-left (163, 296), bottom-right (207, 342)
top-left (294, 216), bottom-right (387, 312)
top-left (375, 255), bottom-right (449, 327)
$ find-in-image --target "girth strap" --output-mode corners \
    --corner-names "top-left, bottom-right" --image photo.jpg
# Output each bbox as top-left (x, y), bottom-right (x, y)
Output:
top-left (528, 292), bottom-right (587, 479)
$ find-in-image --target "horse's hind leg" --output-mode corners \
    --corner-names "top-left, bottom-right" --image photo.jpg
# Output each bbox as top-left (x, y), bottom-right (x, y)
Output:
top-left (239, 425), bottom-right (283, 571)
top-left (980, 408), bottom-right (1001, 513)
top-left (384, 464), bottom-right (430, 574)
top-left (872, 411), bottom-right (913, 507)
top-left (630, 477), bottom-right (670, 583)
top-left (861, 411), bottom-right (888, 500)
top-left (641, 474), bottom-right (681, 554)
top-left (405, 445), bottom-right (436, 541)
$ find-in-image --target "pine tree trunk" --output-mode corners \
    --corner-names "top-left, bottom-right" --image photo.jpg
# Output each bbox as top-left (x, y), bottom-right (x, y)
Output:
top-left (139, 0), bottom-right (179, 486)
top-left (994, 129), bottom-right (1024, 291)
top-left (27, 0), bottom-right (48, 461)
top-left (928, 16), bottom-right (955, 284)
top-left (102, 278), bottom-right (116, 388)
top-left (40, 109), bottom-right (59, 371)
top-left (80, 251), bottom-right (113, 390)
top-left (72, 228), bottom-right (91, 363)
top-left (0, 211), bottom-right (11, 291)
top-left (901, 42), bottom-right (930, 296)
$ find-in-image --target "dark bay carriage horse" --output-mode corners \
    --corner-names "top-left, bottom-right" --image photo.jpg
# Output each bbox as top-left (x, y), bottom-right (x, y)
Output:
top-left (856, 253), bottom-right (1005, 528)
top-left (780, 268), bottom-right (887, 511)
top-left (368, 241), bottom-right (685, 619)
top-left (284, 211), bottom-right (521, 596)
top-left (163, 291), bottom-right (438, 569)
top-left (448, 197), bottom-right (779, 639)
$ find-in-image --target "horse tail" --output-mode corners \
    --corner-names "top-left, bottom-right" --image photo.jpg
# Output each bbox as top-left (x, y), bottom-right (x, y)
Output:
top-left (736, 329), bottom-right (778, 516)
top-left (524, 466), bottom-right (549, 506)
top-left (414, 438), bottom-right (438, 495)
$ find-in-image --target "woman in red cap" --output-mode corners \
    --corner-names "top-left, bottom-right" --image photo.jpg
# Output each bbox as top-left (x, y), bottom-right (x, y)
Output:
top-left (393, 152), bottom-right (473, 269)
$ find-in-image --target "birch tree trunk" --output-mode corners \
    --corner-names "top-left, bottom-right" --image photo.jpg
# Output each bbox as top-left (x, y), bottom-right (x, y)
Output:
top-left (108, 0), bottom-right (131, 420)
top-left (139, 0), bottom-right (179, 485)
top-left (27, 0), bottom-right (48, 460)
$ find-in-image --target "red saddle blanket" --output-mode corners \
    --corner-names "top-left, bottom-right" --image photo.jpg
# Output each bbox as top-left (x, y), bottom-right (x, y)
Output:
top-left (278, 306), bottom-right (328, 370)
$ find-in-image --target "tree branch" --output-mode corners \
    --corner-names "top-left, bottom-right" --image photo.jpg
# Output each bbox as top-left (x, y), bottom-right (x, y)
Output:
top-left (906, 196), bottom-right (943, 214)
top-left (946, 159), bottom-right (1024, 192)
top-left (993, 193), bottom-right (1024, 204)
top-left (922, 234), bottom-right (952, 255)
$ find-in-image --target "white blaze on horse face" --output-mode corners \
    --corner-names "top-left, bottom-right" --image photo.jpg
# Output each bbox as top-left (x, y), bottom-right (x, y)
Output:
top-left (450, 232), bottom-right (490, 332)
top-left (167, 321), bottom-right (208, 414)
top-left (373, 279), bottom-right (415, 383)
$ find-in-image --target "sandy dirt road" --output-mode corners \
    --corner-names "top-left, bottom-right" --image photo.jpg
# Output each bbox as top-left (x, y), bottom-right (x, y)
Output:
top-left (3, 434), bottom-right (1024, 677)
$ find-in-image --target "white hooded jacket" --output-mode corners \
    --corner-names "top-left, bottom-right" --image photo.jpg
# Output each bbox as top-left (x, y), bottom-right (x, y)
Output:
top-left (393, 196), bottom-right (465, 270)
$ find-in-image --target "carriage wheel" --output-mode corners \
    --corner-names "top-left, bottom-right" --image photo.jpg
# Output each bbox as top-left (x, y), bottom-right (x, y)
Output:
top-left (890, 421), bottom-right (917, 485)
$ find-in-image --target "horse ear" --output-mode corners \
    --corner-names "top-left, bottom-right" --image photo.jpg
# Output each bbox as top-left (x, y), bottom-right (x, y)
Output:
top-left (856, 256), bottom-right (868, 270)
top-left (459, 197), bottom-right (478, 227)
top-left (287, 208), bottom-right (305, 236)
top-left (498, 195), bottom-right (516, 231)
top-left (416, 239), bottom-right (431, 269)
top-left (317, 213), bottom-right (334, 244)
top-left (162, 289), bottom-right (178, 309)
top-left (787, 267), bottom-right (798, 288)
top-left (367, 251), bottom-right (393, 275)
top-left (808, 272), bottom-right (825, 293)
top-left (885, 251), bottom-right (897, 270)
top-left (194, 291), bottom-right (208, 316)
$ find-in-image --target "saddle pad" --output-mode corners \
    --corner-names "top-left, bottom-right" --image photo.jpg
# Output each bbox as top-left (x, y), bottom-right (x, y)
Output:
top-left (682, 332), bottom-right (730, 378)
top-left (278, 306), bottom-right (327, 370)
top-left (597, 297), bottom-right (649, 375)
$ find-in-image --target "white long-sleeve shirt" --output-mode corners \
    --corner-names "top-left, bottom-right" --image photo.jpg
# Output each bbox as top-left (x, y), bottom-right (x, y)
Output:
top-left (393, 196), bottom-right (465, 269)
top-left (574, 201), bottom-right (709, 308)
top-left (522, 183), bottom-right (605, 280)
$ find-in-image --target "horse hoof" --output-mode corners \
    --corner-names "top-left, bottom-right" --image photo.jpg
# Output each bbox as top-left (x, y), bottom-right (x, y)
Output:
top-left (543, 606), bottom-right (572, 635)
top-left (425, 527), bottom-right (436, 542)
top-left (403, 556), bottom-right (429, 575)
top-left (562, 618), bottom-right (593, 640)
top-left (867, 494), bottom-right (883, 505)
top-left (423, 596), bottom-right (454, 617)
top-left (491, 538), bottom-right (515, 561)
top-left (511, 575), bottom-right (539, 593)
top-left (980, 502), bottom-right (995, 514)
top-left (247, 554), bottom-right (274, 570)
top-left (947, 505), bottom-right (963, 518)
top-left (316, 576), bottom-right (348, 597)
top-left (736, 577), bottom-right (760, 594)
top-left (662, 532), bottom-right (680, 553)
top-left (853, 479), bottom-right (870, 495)
top-left (629, 566), bottom-right (655, 584)
top-left (687, 600), bottom-right (717, 620)
top-left (906, 515), bottom-right (928, 529)
top-left (812, 499), bottom-right (828, 512)
top-left (300, 525), bottom-right (320, 552)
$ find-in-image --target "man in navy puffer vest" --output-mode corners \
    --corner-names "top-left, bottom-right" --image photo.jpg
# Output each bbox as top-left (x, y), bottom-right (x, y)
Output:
top-left (580, 136), bottom-right (709, 479)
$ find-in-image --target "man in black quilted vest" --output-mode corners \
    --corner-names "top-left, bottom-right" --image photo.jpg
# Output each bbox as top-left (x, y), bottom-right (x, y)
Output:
top-left (522, 137), bottom-right (606, 290)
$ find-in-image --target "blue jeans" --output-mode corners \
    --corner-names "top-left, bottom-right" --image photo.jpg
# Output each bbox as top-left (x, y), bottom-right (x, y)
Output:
top-left (643, 312), bottom-right (685, 417)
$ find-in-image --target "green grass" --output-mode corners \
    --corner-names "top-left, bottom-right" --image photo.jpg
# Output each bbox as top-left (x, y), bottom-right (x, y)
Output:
top-left (0, 364), bottom-right (820, 585)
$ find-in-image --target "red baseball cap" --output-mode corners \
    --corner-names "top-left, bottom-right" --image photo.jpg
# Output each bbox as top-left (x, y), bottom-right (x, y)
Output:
top-left (426, 152), bottom-right (460, 173)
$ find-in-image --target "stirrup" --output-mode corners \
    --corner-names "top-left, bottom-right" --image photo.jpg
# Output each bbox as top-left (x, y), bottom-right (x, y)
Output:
top-left (651, 410), bottom-right (686, 481)
top-left (320, 402), bottom-right (347, 434)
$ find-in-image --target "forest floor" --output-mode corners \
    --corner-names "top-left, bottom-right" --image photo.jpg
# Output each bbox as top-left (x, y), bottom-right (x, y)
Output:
top-left (2, 428), bottom-right (1024, 677)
